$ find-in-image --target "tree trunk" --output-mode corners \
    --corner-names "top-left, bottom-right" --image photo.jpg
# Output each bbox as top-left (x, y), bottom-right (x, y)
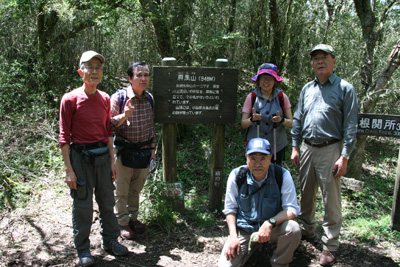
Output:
top-left (347, 0), bottom-right (400, 179)
top-left (269, 0), bottom-right (281, 67)
top-left (247, 0), bottom-right (266, 65)
top-left (347, 37), bottom-right (400, 179)
top-left (139, 0), bottom-right (174, 58)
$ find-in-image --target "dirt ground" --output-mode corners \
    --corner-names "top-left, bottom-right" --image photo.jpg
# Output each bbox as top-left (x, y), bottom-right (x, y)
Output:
top-left (1, 182), bottom-right (399, 267)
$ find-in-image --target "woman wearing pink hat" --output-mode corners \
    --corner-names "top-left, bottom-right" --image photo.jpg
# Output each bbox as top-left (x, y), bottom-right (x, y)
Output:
top-left (241, 63), bottom-right (293, 165)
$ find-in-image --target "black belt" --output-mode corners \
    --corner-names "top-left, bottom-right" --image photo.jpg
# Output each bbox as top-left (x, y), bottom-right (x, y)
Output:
top-left (71, 142), bottom-right (107, 151)
top-left (304, 139), bottom-right (340, 148)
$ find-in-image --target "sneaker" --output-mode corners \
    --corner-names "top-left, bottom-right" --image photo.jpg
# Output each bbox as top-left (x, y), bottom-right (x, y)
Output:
top-left (78, 250), bottom-right (94, 266)
top-left (120, 225), bottom-right (134, 240)
top-left (129, 220), bottom-right (146, 234)
top-left (102, 240), bottom-right (129, 256)
top-left (320, 250), bottom-right (336, 266)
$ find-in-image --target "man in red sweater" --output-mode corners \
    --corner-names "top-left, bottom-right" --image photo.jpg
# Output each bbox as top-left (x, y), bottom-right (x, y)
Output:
top-left (59, 51), bottom-right (128, 266)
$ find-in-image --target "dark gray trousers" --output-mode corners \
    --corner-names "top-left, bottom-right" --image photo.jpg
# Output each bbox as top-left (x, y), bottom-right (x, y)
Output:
top-left (70, 148), bottom-right (119, 254)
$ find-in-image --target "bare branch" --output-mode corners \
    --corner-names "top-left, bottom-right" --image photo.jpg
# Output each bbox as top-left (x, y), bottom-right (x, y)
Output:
top-left (363, 38), bottom-right (400, 112)
top-left (376, 0), bottom-right (399, 39)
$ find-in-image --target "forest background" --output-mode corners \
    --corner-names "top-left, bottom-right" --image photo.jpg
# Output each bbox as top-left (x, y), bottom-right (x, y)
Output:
top-left (1, 0), bottom-right (400, 266)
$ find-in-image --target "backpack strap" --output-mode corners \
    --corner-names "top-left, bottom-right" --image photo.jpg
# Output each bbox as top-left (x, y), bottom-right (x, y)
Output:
top-left (273, 163), bottom-right (284, 208)
top-left (235, 166), bottom-right (249, 190)
top-left (251, 90), bottom-right (284, 114)
top-left (144, 91), bottom-right (154, 109)
top-left (277, 91), bottom-right (285, 118)
top-left (245, 92), bottom-right (258, 142)
top-left (250, 91), bottom-right (257, 113)
top-left (235, 165), bottom-right (283, 198)
top-left (118, 88), bottom-right (127, 114)
top-left (236, 164), bottom-right (283, 191)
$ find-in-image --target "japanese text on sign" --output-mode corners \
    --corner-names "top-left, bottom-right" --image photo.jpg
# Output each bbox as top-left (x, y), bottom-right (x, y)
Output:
top-left (161, 182), bottom-right (184, 197)
top-left (357, 114), bottom-right (400, 138)
top-left (152, 66), bottom-right (238, 124)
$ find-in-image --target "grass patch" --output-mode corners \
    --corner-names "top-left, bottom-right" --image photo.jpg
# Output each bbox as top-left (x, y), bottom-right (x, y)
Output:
top-left (343, 215), bottom-right (400, 244)
top-left (0, 114), bottom-right (63, 210)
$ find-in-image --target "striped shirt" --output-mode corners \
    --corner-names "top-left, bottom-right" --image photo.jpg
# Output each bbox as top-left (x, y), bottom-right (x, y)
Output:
top-left (110, 85), bottom-right (156, 146)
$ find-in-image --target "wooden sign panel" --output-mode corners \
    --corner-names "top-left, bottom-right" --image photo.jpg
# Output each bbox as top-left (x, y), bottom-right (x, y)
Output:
top-left (152, 66), bottom-right (238, 124)
top-left (357, 113), bottom-right (400, 138)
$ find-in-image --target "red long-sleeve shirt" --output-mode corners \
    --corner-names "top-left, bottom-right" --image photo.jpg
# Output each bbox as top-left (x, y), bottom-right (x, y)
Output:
top-left (59, 87), bottom-right (112, 147)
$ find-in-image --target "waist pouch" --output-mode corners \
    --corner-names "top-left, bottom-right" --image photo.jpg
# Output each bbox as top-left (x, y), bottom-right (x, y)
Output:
top-left (120, 148), bottom-right (151, 169)
top-left (115, 138), bottom-right (153, 169)
top-left (82, 146), bottom-right (109, 166)
top-left (72, 143), bottom-right (109, 166)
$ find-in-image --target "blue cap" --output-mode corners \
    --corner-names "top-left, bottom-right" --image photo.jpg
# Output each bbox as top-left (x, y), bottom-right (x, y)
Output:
top-left (246, 138), bottom-right (271, 155)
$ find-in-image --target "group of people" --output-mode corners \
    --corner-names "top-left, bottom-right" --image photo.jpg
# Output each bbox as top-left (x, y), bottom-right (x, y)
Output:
top-left (220, 44), bottom-right (358, 267)
top-left (59, 51), bottom-right (155, 266)
top-left (59, 43), bottom-right (358, 267)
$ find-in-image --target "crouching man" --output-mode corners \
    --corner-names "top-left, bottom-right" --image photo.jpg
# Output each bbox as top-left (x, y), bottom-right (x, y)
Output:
top-left (219, 138), bottom-right (301, 267)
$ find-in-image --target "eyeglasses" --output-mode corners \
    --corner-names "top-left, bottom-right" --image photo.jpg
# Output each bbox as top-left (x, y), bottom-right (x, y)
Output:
top-left (83, 66), bottom-right (103, 72)
top-left (311, 56), bottom-right (332, 63)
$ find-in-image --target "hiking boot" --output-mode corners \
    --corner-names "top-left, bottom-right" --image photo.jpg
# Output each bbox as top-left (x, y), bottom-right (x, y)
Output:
top-left (102, 240), bottom-right (129, 256)
top-left (78, 250), bottom-right (94, 266)
top-left (129, 220), bottom-right (146, 234)
top-left (320, 250), bottom-right (336, 266)
top-left (119, 225), bottom-right (134, 240)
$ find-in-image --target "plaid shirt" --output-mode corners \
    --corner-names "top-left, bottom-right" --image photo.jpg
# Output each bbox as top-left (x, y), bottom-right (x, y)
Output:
top-left (111, 85), bottom-right (155, 147)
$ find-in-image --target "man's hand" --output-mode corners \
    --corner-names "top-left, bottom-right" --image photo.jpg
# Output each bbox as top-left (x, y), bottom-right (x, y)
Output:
top-left (332, 156), bottom-right (348, 179)
top-left (65, 167), bottom-right (77, 189)
top-left (257, 221), bottom-right (273, 243)
top-left (123, 98), bottom-right (135, 118)
top-left (291, 146), bottom-right (300, 167)
top-left (111, 161), bottom-right (118, 182)
top-left (224, 235), bottom-right (241, 261)
top-left (151, 149), bottom-right (156, 161)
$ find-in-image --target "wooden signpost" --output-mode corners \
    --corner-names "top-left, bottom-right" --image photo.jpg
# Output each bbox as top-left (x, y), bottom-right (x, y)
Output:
top-left (357, 113), bottom-right (400, 231)
top-left (152, 58), bottom-right (238, 212)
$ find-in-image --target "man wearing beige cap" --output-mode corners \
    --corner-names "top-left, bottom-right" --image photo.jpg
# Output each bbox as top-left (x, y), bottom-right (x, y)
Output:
top-left (59, 51), bottom-right (128, 266)
top-left (291, 44), bottom-right (358, 266)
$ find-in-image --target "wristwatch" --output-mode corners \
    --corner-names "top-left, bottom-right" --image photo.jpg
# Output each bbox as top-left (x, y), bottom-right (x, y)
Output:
top-left (268, 218), bottom-right (277, 227)
top-left (249, 114), bottom-right (254, 122)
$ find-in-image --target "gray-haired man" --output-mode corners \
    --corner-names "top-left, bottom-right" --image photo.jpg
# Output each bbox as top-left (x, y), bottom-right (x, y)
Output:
top-left (59, 51), bottom-right (128, 266)
top-left (291, 44), bottom-right (358, 266)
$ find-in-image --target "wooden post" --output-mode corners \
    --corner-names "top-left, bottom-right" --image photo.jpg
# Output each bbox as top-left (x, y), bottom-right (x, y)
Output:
top-left (209, 59), bottom-right (228, 211)
top-left (161, 57), bottom-right (184, 212)
top-left (391, 147), bottom-right (400, 231)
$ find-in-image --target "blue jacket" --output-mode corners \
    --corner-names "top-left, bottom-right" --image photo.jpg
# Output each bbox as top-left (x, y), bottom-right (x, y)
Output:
top-left (236, 164), bottom-right (282, 233)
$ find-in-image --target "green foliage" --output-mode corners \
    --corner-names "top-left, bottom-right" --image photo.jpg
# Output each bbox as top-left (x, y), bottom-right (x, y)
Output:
top-left (341, 137), bottom-right (399, 245)
top-left (343, 215), bottom-right (400, 245)
top-left (140, 178), bottom-right (181, 231)
top-left (0, 114), bottom-right (63, 210)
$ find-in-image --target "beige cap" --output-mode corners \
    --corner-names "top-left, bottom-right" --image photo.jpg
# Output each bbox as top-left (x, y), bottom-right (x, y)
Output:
top-left (79, 51), bottom-right (105, 65)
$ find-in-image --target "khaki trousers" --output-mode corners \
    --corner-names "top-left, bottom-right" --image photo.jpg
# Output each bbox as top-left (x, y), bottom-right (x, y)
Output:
top-left (298, 141), bottom-right (342, 251)
top-left (218, 220), bottom-right (301, 267)
top-left (114, 154), bottom-right (149, 226)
